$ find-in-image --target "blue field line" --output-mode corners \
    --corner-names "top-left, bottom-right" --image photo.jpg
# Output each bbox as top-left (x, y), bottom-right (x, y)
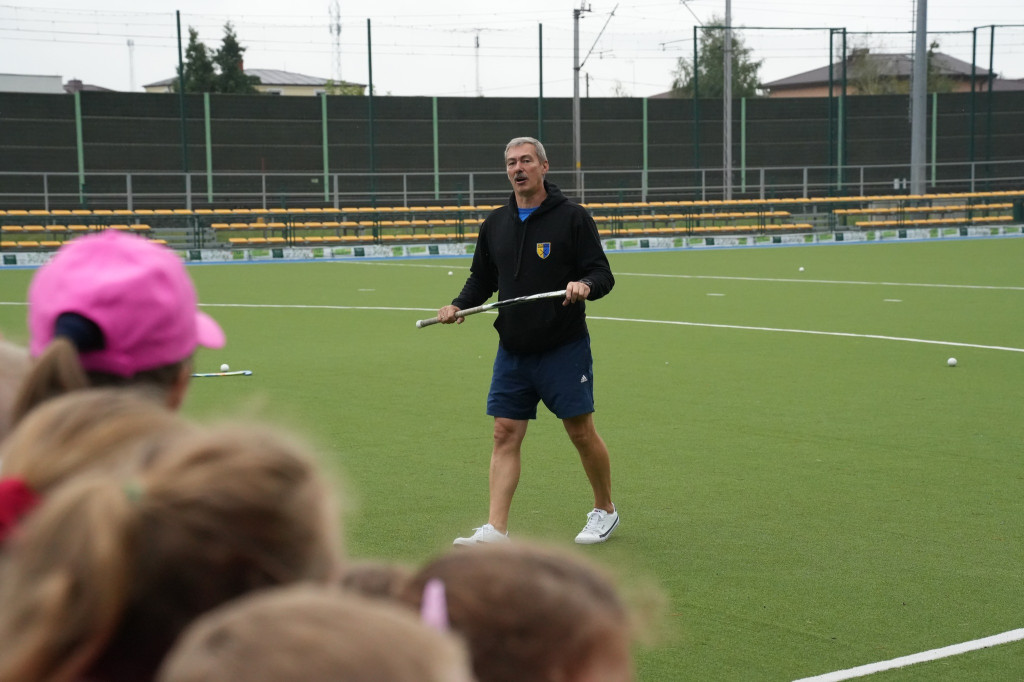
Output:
top-left (1, 230), bottom-right (1021, 270)
top-left (180, 230), bottom-right (1024, 263)
top-left (607, 230), bottom-right (1024, 255)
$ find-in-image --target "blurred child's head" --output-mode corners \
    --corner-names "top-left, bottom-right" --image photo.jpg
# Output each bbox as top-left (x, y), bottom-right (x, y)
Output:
top-left (2, 388), bottom-right (193, 492)
top-left (0, 421), bottom-right (342, 682)
top-left (156, 585), bottom-right (475, 682)
top-left (398, 542), bottom-right (634, 682)
top-left (0, 388), bottom-right (195, 543)
top-left (0, 338), bottom-right (30, 442)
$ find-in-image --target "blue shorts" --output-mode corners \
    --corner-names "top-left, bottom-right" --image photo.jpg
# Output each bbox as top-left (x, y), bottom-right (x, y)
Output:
top-left (487, 334), bottom-right (595, 420)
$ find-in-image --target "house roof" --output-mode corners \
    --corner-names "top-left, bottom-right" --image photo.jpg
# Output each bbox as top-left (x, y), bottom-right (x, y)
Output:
top-left (245, 69), bottom-right (327, 86)
top-left (144, 76), bottom-right (175, 88)
top-left (763, 51), bottom-right (992, 89)
top-left (143, 68), bottom-right (363, 88)
top-left (64, 79), bottom-right (115, 93)
top-left (991, 77), bottom-right (1024, 91)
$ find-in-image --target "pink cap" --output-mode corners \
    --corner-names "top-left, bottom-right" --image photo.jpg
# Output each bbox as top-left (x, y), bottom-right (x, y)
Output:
top-left (28, 231), bottom-right (225, 377)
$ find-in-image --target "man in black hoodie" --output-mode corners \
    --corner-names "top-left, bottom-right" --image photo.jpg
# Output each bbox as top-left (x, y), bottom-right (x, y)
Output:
top-left (437, 137), bottom-right (619, 546)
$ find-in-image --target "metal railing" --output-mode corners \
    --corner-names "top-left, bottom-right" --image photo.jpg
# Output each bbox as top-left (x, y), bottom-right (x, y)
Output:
top-left (1, 159), bottom-right (1022, 211)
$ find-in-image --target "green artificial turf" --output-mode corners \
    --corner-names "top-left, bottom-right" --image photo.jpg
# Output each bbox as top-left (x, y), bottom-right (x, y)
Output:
top-left (1, 237), bottom-right (1022, 680)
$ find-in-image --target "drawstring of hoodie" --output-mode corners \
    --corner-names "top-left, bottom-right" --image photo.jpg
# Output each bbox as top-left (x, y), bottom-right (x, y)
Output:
top-left (513, 214), bottom-right (527, 280)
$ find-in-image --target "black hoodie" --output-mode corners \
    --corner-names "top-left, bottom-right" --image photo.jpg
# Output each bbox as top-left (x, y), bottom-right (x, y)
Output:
top-left (452, 181), bottom-right (614, 354)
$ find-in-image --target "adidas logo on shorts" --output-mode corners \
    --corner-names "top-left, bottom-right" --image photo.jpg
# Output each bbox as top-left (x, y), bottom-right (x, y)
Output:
top-left (580, 375), bottom-right (588, 383)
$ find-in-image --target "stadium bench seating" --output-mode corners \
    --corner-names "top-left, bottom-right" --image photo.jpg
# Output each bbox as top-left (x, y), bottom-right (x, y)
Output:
top-left (1, 188), bottom-right (1020, 251)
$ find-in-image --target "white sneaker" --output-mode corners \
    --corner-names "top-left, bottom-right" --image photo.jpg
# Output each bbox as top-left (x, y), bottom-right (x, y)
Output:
top-left (453, 523), bottom-right (509, 546)
top-left (574, 505), bottom-right (619, 544)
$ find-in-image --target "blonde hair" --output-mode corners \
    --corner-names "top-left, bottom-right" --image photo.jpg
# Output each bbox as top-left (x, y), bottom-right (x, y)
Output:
top-left (156, 585), bottom-right (475, 682)
top-left (1, 388), bottom-right (193, 495)
top-left (13, 338), bottom-right (190, 424)
top-left (0, 423), bottom-right (343, 682)
top-left (397, 542), bottom-right (633, 682)
top-left (0, 338), bottom-right (30, 443)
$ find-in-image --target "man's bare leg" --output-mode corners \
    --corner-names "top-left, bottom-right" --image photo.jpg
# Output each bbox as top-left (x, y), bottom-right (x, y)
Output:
top-left (488, 417), bottom-right (529, 534)
top-left (563, 412), bottom-right (613, 513)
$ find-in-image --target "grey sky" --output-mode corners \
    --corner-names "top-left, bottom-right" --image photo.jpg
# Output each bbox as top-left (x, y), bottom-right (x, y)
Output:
top-left (1, 1), bottom-right (1022, 96)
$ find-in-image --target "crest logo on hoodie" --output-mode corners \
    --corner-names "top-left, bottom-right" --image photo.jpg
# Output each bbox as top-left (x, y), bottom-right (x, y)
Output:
top-left (536, 242), bottom-right (551, 259)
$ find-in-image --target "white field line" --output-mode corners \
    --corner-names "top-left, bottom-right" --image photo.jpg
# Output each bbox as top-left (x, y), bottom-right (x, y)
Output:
top-left (585, 315), bottom-right (1024, 354)
top-left (6, 301), bottom-right (1021, 354)
top-left (340, 261), bottom-right (1024, 290)
top-left (308, 261), bottom-right (1024, 290)
top-left (0, 302), bottom-right (427, 314)
top-left (195, 305), bottom-right (1024, 354)
top-left (616, 271), bottom-right (1024, 291)
top-left (792, 628), bottom-right (1024, 682)
top-left (5, 301), bottom-right (1023, 354)
top-left (203, 303), bottom-right (435, 314)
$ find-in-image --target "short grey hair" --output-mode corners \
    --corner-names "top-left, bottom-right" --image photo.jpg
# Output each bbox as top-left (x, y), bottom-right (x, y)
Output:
top-left (504, 137), bottom-right (547, 164)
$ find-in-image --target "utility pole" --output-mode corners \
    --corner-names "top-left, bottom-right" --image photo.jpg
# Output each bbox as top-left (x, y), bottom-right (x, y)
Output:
top-left (329, 0), bottom-right (342, 84)
top-left (127, 39), bottom-right (136, 92)
top-left (175, 11), bottom-right (188, 175)
top-left (573, 3), bottom-right (616, 195)
top-left (723, 0), bottom-right (733, 199)
top-left (909, 0), bottom-right (928, 194)
top-left (538, 23), bottom-right (544, 140)
top-left (475, 32), bottom-right (482, 97)
top-left (573, 3), bottom-right (589, 195)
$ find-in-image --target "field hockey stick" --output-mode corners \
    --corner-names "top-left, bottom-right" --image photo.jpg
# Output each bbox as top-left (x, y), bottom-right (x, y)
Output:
top-left (416, 289), bottom-right (566, 328)
top-left (191, 370), bottom-right (253, 378)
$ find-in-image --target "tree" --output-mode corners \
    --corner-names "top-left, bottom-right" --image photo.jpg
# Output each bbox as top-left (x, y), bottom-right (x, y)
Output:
top-left (177, 27), bottom-right (216, 93)
top-left (669, 16), bottom-right (763, 98)
top-left (175, 23), bottom-right (260, 94)
top-left (323, 79), bottom-right (366, 96)
top-left (611, 80), bottom-right (631, 98)
top-left (847, 44), bottom-right (906, 95)
top-left (213, 22), bottom-right (260, 94)
top-left (848, 41), bottom-right (957, 95)
top-left (925, 41), bottom-right (956, 94)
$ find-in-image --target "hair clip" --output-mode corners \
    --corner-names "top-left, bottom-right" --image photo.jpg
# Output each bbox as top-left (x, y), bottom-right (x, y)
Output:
top-left (420, 578), bottom-right (449, 631)
top-left (0, 477), bottom-right (41, 543)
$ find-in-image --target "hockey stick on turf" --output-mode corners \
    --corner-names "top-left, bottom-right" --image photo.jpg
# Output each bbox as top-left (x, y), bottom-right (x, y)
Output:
top-left (415, 289), bottom-right (566, 328)
top-left (191, 370), bottom-right (253, 378)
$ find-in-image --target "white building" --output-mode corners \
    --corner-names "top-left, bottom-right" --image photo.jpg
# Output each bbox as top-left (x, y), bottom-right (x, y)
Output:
top-left (0, 74), bottom-right (65, 94)
top-left (143, 69), bottom-right (365, 96)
